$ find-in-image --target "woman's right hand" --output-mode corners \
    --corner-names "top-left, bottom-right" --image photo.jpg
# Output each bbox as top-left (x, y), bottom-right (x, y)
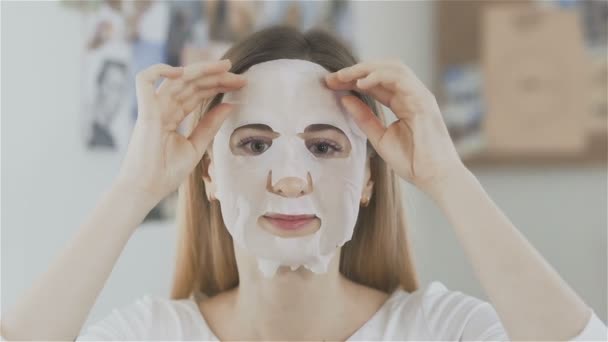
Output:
top-left (115, 59), bottom-right (246, 203)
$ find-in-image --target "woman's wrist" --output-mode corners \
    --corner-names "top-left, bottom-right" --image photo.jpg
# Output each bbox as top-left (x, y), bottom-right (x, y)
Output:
top-left (108, 180), bottom-right (163, 218)
top-left (421, 162), bottom-right (477, 204)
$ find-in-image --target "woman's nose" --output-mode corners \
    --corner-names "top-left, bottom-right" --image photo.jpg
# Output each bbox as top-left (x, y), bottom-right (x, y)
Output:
top-left (266, 171), bottom-right (313, 198)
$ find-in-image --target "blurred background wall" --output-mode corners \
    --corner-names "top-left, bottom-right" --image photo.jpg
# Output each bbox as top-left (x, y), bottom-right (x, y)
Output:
top-left (2, 0), bottom-right (606, 332)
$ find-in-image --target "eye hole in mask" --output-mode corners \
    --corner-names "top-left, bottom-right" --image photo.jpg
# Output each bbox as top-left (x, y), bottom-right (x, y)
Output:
top-left (236, 136), bottom-right (273, 155)
top-left (299, 124), bottom-right (352, 158)
top-left (229, 123), bottom-right (352, 158)
top-left (305, 138), bottom-right (343, 157)
top-left (229, 123), bottom-right (277, 156)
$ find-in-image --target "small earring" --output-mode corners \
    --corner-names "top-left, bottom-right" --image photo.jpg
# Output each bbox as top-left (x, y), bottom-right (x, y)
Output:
top-left (361, 197), bottom-right (370, 207)
top-left (207, 192), bottom-right (217, 202)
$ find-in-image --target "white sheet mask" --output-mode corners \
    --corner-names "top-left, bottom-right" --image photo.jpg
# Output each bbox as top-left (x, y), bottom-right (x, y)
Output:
top-left (210, 59), bottom-right (368, 277)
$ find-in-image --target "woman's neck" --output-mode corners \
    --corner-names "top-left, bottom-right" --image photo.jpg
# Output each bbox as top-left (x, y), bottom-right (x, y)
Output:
top-left (235, 263), bottom-right (354, 340)
top-left (198, 245), bottom-right (389, 341)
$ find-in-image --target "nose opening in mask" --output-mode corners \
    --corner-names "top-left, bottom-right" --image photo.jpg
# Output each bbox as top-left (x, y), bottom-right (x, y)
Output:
top-left (266, 170), bottom-right (313, 198)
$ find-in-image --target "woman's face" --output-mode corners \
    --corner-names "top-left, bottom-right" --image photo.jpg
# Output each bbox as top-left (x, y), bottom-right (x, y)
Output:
top-left (228, 121), bottom-right (355, 237)
top-left (205, 59), bottom-right (371, 277)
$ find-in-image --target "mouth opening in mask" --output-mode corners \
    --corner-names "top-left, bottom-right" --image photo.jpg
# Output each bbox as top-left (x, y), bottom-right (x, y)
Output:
top-left (258, 213), bottom-right (321, 238)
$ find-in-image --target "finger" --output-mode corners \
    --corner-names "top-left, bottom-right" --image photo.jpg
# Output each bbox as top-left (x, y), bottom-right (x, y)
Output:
top-left (181, 86), bottom-right (234, 114)
top-left (182, 59), bottom-right (232, 82)
top-left (359, 62), bottom-right (428, 97)
top-left (334, 63), bottom-right (373, 83)
top-left (191, 72), bottom-right (247, 90)
top-left (325, 73), bottom-right (376, 96)
top-left (136, 64), bottom-right (183, 103)
top-left (373, 66), bottom-right (423, 97)
top-left (379, 75), bottom-right (412, 94)
top-left (341, 95), bottom-right (387, 150)
top-left (170, 72), bottom-right (245, 99)
top-left (326, 61), bottom-right (404, 89)
top-left (353, 71), bottom-right (395, 106)
top-left (181, 96), bottom-right (206, 117)
top-left (325, 73), bottom-right (358, 90)
top-left (325, 67), bottom-right (388, 96)
top-left (324, 72), bottom-right (391, 109)
top-left (156, 77), bottom-right (186, 97)
top-left (188, 103), bottom-right (234, 157)
top-left (174, 82), bottom-right (199, 102)
top-left (180, 82), bottom-right (245, 109)
top-left (161, 70), bottom-right (244, 99)
top-left (176, 73), bottom-right (246, 101)
top-left (175, 73), bottom-right (246, 102)
top-left (356, 71), bottom-right (383, 90)
top-left (363, 87), bottom-right (393, 108)
top-left (162, 85), bottom-right (232, 126)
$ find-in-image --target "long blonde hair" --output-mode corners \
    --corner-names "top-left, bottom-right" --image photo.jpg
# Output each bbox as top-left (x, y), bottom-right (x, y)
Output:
top-left (170, 26), bottom-right (419, 300)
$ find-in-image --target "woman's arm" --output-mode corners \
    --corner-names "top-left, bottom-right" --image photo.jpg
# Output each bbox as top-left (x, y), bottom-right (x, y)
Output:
top-left (1, 183), bottom-right (157, 341)
top-left (1, 60), bottom-right (246, 341)
top-left (427, 165), bottom-right (593, 340)
top-left (325, 59), bottom-right (606, 341)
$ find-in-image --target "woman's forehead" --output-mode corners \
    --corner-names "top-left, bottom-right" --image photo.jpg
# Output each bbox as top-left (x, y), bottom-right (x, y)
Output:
top-left (221, 59), bottom-right (352, 133)
top-left (225, 103), bottom-right (350, 136)
top-left (223, 61), bottom-right (336, 106)
top-left (244, 58), bottom-right (329, 78)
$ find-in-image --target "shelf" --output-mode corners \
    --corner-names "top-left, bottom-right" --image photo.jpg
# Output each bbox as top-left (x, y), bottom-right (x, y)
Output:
top-left (462, 134), bottom-right (607, 167)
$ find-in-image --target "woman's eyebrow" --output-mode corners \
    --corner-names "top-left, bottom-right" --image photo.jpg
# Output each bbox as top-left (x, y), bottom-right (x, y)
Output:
top-left (234, 123), bottom-right (273, 132)
top-left (232, 124), bottom-right (280, 139)
top-left (303, 124), bottom-right (346, 136)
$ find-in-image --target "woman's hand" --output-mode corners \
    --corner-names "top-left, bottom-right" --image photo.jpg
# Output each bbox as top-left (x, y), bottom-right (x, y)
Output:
top-left (115, 59), bottom-right (246, 203)
top-left (325, 61), bottom-right (607, 341)
top-left (325, 59), bottom-right (465, 196)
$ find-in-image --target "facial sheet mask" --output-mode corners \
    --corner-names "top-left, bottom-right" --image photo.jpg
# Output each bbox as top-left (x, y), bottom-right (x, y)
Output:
top-left (211, 59), bottom-right (368, 277)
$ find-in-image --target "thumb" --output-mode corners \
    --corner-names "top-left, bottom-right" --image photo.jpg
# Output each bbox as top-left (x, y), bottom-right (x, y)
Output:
top-left (341, 96), bottom-right (386, 151)
top-left (188, 103), bottom-right (233, 158)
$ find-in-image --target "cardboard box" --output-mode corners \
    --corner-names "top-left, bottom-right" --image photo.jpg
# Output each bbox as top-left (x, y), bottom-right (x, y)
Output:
top-left (481, 4), bottom-right (588, 155)
top-left (435, 0), bottom-right (531, 98)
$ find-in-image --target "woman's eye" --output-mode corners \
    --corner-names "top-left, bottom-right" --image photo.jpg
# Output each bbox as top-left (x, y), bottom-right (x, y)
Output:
top-left (238, 137), bottom-right (272, 155)
top-left (306, 139), bottom-right (342, 157)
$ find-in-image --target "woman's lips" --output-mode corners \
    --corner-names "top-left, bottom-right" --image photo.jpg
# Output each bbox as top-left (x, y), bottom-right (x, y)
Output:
top-left (262, 213), bottom-right (317, 230)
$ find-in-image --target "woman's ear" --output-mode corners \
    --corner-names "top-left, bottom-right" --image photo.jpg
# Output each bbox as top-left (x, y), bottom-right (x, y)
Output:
top-left (360, 156), bottom-right (374, 207)
top-left (201, 150), bottom-right (218, 202)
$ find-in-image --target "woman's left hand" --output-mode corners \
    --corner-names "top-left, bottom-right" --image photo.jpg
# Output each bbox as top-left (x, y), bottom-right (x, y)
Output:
top-left (325, 59), bottom-right (465, 196)
top-left (327, 61), bottom-right (606, 341)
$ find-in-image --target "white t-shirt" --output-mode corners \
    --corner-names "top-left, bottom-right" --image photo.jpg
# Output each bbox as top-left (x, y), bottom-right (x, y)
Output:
top-left (76, 281), bottom-right (607, 341)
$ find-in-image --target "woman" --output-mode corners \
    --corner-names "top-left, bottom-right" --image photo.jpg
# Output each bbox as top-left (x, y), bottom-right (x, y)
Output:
top-left (1, 26), bottom-right (605, 341)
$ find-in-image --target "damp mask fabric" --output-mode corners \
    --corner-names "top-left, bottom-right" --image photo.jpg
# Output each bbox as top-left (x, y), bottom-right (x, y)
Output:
top-left (211, 59), bottom-right (368, 277)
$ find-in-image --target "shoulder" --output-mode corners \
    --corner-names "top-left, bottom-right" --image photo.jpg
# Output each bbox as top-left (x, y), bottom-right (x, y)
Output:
top-left (390, 281), bottom-right (607, 341)
top-left (76, 295), bottom-right (207, 341)
top-left (376, 281), bottom-right (508, 341)
top-left (416, 281), bottom-right (507, 340)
